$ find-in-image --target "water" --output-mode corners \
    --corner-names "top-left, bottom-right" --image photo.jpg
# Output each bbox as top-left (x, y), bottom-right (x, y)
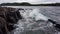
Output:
top-left (2, 6), bottom-right (60, 22)
top-left (6, 6), bottom-right (60, 34)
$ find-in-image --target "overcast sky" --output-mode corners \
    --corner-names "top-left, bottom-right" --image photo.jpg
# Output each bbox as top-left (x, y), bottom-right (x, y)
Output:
top-left (0, 0), bottom-right (60, 4)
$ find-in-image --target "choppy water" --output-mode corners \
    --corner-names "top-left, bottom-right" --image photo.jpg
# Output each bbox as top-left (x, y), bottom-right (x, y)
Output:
top-left (4, 6), bottom-right (60, 34)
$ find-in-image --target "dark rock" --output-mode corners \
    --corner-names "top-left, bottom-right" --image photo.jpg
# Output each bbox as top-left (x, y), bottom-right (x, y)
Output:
top-left (0, 7), bottom-right (23, 34)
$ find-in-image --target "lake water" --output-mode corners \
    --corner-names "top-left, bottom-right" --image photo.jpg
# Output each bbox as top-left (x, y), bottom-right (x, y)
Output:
top-left (2, 6), bottom-right (60, 23)
top-left (2, 6), bottom-right (60, 34)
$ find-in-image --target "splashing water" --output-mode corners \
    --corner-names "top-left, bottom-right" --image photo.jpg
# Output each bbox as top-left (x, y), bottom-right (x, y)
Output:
top-left (10, 8), bottom-right (57, 34)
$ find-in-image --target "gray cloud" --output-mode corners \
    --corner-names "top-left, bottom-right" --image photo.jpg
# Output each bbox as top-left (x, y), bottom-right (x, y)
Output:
top-left (0, 0), bottom-right (60, 4)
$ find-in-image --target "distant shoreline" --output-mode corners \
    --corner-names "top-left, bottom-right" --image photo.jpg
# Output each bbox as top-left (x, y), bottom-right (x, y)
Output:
top-left (0, 2), bottom-right (60, 6)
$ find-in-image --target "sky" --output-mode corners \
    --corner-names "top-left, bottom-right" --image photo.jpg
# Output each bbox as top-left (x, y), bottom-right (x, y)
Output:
top-left (0, 0), bottom-right (60, 4)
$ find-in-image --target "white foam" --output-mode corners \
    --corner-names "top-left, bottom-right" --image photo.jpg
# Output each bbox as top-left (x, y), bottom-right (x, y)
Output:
top-left (29, 9), bottom-right (48, 21)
